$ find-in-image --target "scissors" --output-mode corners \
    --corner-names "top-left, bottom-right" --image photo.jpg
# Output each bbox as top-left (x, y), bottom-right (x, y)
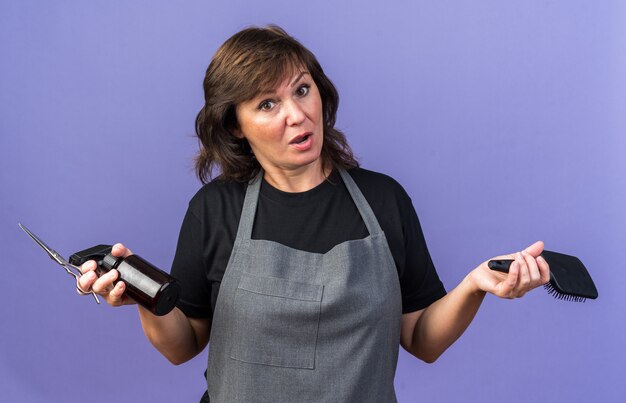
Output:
top-left (19, 223), bottom-right (100, 304)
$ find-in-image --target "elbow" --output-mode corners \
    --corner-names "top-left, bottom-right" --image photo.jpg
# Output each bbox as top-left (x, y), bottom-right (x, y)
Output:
top-left (142, 329), bottom-right (196, 366)
top-left (166, 355), bottom-right (190, 366)
top-left (145, 333), bottom-right (196, 366)
top-left (159, 345), bottom-right (199, 366)
top-left (161, 344), bottom-right (199, 365)
top-left (420, 353), bottom-right (441, 364)
top-left (407, 346), bottom-right (445, 364)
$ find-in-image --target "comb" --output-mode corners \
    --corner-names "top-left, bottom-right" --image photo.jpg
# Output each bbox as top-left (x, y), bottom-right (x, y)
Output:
top-left (488, 250), bottom-right (598, 302)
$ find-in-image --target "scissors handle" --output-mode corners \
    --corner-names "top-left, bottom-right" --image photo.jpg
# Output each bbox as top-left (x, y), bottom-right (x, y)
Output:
top-left (75, 279), bottom-right (101, 304)
top-left (62, 262), bottom-right (101, 304)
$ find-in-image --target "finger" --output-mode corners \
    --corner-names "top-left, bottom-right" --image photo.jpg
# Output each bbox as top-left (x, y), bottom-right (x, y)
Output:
top-left (536, 255), bottom-right (551, 284)
top-left (108, 281), bottom-right (126, 306)
top-left (523, 241), bottom-right (544, 258)
top-left (489, 249), bottom-right (524, 262)
top-left (80, 260), bottom-right (97, 274)
top-left (499, 260), bottom-right (520, 298)
top-left (521, 250), bottom-right (542, 286)
top-left (516, 252), bottom-right (531, 292)
top-left (91, 269), bottom-right (119, 294)
top-left (112, 243), bottom-right (133, 258)
top-left (77, 269), bottom-right (97, 293)
top-left (489, 241), bottom-right (545, 263)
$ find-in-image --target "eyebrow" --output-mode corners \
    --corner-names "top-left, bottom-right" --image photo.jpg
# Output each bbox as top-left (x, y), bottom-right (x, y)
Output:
top-left (256, 71), bottom-right (310, 98)
top-left (289, 71), bottom-right (309, 87)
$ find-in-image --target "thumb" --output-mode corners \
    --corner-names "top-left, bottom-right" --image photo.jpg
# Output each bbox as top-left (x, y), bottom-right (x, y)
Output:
top-left (112, 243), bottom-right (133, 258)
top-left (524, 241), bottom-right (544, 258)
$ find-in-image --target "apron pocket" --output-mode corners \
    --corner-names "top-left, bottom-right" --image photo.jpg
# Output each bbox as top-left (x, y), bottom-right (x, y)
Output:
top-left (230, 274), bottom-right (323, 369)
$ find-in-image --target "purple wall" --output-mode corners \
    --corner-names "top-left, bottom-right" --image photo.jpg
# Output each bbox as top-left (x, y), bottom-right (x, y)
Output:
top-left (2, 1), bottom-right (624, 402)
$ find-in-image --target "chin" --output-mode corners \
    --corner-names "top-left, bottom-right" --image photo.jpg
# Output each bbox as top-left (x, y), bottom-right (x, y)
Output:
top-left (289, 153), bottom-right (323, 171)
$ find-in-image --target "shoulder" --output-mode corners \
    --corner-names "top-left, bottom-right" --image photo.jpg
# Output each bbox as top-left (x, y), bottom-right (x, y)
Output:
top-left (187, 177), bottom-right (247, 220)
top-left (348, 167), bottom-right (408, 193)
top-left (347, 167), bottom-right (412, 207)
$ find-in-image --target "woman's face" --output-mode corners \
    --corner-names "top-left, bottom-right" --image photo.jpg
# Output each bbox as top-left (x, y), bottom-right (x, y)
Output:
top-left (234, 69), bottom-right (324, 179)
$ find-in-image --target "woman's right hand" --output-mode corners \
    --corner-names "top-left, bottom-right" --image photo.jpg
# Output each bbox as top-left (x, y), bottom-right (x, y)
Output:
top-left (78, 243), bottom-right (136, 307)
top-left (78, 243), bottom-right (211, 365)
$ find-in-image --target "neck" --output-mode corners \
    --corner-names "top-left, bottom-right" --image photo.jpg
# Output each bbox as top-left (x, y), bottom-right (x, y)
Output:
top-left (262, 161), bottom-right (331, 193)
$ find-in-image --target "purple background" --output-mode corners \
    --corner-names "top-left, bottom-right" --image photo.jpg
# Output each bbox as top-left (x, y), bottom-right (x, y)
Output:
top-left (2, 1), bottom-right (624, 402)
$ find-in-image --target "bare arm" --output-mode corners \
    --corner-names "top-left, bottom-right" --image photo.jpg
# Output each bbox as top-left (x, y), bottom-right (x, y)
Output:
top-left (400, 241), bottom-right (550, 363)
top-left (138, 306), bottom-right (210, 365)
top-left (79, 243), bottom-right (210, 365)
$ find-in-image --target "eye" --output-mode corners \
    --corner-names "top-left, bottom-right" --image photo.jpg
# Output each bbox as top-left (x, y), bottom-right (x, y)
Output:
top-left (295, 84), bottom-right (310, 97)
top-left (257, 100), bottom-right (275, 111)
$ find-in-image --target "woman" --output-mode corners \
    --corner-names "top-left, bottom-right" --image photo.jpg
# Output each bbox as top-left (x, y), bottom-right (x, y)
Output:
top-left (78, 26), bottom-right (550, 402)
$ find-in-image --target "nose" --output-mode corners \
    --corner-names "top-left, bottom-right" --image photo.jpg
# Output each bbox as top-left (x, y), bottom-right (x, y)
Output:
top-left (284, 100), bottom-right (306, 127)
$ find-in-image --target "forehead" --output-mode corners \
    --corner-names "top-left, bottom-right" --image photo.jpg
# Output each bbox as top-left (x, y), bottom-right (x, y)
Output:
top-left (256, 70), bottom-right (309, 95)
top-left (246, 55), bottom-right (308, 94)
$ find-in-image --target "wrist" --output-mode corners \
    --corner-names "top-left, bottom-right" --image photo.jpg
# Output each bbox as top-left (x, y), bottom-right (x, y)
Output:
top-left (463, 270), bottom-right (486, 297)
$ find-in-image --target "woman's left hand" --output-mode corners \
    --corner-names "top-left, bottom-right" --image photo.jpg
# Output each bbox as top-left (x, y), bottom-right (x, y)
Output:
top-left (468, 241), bottom-right (551, 299)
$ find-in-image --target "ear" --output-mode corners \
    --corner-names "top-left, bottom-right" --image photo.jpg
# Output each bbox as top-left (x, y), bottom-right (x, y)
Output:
top-left (226, 118), bottom-right (243, 139)
top-left (231, 126), bottom-right (244, 139)
top-left (227, 104), bottom-right (244, 139)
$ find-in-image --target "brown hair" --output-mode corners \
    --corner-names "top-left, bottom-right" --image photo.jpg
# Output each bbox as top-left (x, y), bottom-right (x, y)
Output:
top-left (194, 25), bottom-right (358, 183)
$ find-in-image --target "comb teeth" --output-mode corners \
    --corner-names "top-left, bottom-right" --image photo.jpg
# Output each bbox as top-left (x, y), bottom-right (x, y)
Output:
top-left (544, 282), bottom-right (586, 303)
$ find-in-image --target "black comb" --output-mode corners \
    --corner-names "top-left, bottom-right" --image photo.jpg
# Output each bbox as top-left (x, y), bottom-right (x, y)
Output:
top-left (488, 250), bottom-right (598, 302)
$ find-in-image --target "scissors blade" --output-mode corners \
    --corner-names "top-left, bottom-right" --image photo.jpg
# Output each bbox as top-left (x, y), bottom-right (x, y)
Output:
top-left (18, 223), bottom-right (65, 265)
top-left (19, 223), bottom-right (100, 304)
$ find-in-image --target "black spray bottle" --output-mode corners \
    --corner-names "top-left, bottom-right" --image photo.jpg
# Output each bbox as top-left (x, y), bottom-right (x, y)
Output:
top-left (69, 245), bottom-right (181, 316)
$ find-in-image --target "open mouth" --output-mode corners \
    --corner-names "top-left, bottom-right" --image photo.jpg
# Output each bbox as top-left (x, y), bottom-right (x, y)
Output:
top-left (290, 133), bottom-right (312, 144)
top-left (294, 134), bottom-right (310, 144)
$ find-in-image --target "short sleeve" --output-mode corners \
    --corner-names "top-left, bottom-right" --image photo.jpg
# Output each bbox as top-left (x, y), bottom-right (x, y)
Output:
top-left (170, 206), bottom-right (213, 318)
top-left (398, 199), bottom-right (447, 313)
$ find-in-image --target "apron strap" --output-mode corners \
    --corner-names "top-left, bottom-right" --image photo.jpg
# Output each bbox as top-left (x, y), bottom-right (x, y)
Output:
top-left (234, 171), bottom-right (263, 243)
top-left (338, 169), bottom-right (384, 237)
